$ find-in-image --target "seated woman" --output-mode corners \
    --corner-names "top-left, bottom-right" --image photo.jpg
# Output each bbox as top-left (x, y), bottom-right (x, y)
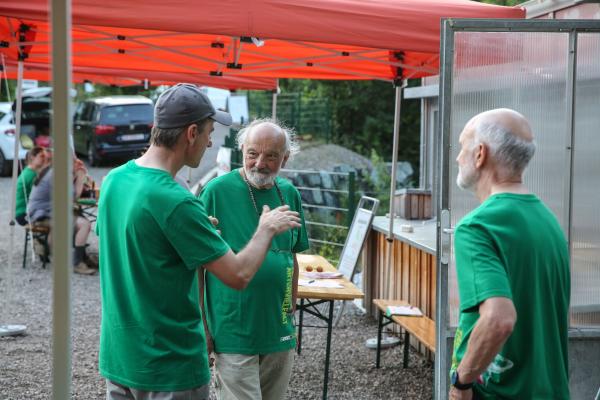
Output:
top-left (15, 147), bottom-right (47, 226)
top-left (27, 157), bottom-right (97, 275)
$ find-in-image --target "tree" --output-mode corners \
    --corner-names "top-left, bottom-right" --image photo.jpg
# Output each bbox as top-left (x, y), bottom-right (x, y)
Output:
top-left (279, 79), bottom-right (421, 173)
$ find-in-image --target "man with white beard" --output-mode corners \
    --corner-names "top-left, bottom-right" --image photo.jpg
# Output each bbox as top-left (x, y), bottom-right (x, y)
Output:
top-left (449, 109), bottom-right (570, 400)
top-left (199, 118), bottom-right (309, 400)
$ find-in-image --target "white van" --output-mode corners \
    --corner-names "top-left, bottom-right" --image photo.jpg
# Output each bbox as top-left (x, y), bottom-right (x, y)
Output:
top-left (0, 102), bottom-right (27, 176)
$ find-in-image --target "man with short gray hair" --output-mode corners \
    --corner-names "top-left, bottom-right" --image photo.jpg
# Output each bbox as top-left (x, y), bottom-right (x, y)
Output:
top-left (199, 118), bottom-right (309, 400)
top-left (97, 85), bottom-right (301, 399)
top-left (449, 108), bottom-right (570, 399)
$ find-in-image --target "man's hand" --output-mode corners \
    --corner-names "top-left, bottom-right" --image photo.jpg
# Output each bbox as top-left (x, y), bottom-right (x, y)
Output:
top-left (74, 158), bottom-right (87, 174)
top-left (449, 387), bottom-right (473, 400)
top-left (258, 205), bottom-right (301, 235)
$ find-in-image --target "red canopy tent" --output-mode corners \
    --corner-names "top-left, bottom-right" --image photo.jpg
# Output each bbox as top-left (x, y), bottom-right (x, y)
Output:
top-left (1, 58), bottom-right (278, 90)
top-left (0, 1), bottom-right (524, 397)
top-left (0, 0), bottom-right (523, 82)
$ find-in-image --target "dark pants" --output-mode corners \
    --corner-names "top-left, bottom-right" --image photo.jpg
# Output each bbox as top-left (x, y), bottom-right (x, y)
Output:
top-left (16, 214), bottom-right (28, 226)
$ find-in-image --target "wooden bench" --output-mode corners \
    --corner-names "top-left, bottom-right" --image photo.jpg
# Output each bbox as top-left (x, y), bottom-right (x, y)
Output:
top-left (373, 299), bottom-right (436, 368)
top-left (22, 224), bottom-right (51, 269)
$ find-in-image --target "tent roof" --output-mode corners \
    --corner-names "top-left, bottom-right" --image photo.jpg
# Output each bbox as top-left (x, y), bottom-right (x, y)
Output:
top-left (0, 0), bottom-right (524, 83)
top-left (1, 59), bottom-right (279, 90)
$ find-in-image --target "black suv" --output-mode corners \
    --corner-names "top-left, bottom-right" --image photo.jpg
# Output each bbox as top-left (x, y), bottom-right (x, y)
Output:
top-left (73, 96), bottom-right (153, 165)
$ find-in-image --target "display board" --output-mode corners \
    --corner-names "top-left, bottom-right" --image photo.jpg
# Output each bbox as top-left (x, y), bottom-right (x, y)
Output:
top-left (337, 197), bottom-right (379, 279)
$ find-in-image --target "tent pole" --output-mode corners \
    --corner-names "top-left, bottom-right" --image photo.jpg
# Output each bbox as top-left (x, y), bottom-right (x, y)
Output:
top-left (8, 60), bottom-right (24, 270)
top-left (0, 58), bottom-right (26, 339)
top-left (272, 79), bottom-right (279, 119)
top-left (9, 61), bottom-right (23, 227)
top-left (385, 84), bottom-right (403, 300)
top-left (51, 0), bottom-right (73, 398)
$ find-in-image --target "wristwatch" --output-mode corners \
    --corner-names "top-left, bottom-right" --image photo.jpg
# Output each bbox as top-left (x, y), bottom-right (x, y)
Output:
top-left (451, 370), bottom-right (474, 390)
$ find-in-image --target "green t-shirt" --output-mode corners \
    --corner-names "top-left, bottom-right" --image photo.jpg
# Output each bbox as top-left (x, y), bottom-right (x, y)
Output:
top-left (15, 166), bottom-right (37, 217)
top-left (199, 170), bottom-right (309, 354)
top-left (451, 193), bottom-right (570, 399)
top-left (96, 161), bottom-right (230, 391)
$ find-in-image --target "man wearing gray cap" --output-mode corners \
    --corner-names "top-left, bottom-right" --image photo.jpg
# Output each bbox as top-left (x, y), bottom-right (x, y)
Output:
top-left (96, 83), bottom-right (302, 399)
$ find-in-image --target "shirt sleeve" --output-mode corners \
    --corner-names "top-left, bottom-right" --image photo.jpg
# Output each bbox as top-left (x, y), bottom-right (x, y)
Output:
top-left (197, 184), bottom-right (215, 216)
top-left (292, 189), bottom-right (310, 253)
top-left (165, 198), bottom-right (230, 270)
top-left (454, 221), bottom-right (513, 312)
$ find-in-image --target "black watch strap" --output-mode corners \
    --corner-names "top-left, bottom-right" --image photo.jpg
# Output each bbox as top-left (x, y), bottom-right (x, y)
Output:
top-left (452, 371), bottom-right (474, 390)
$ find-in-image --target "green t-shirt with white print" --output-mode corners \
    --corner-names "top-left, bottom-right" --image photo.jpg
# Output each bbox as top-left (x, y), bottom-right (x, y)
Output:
top-left (451, 193), bottom-right (570, 399)
top-left (200, 169), bottom-right (309, 354)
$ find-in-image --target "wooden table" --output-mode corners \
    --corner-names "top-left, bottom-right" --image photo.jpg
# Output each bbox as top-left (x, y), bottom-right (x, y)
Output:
top-left (296, 254), bottom-right (364, 400)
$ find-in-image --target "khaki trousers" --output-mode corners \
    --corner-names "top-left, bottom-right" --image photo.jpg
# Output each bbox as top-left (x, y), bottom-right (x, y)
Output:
top-left (106, 380), bottom-right (209, 400)
top-left (214, 350), bottom-right (295, 400)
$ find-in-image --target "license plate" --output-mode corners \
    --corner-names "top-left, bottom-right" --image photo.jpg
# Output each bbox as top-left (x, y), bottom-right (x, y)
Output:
top-left (119, 133), bottom-right (145, 142)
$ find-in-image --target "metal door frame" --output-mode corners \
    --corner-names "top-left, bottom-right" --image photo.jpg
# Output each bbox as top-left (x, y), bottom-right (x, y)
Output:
top-left (436, 18), bottom-right (600, 399)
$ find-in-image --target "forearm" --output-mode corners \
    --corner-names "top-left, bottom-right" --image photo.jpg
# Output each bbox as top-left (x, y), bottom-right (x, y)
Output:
top-left (458, 311), bottom-right (514, 382)
top-left (204, 205), bottom-right (300, 290)
top-left (198, 270), bottom-right (209, 334)
top-left (233, 225), bottom-right (274, 285)
top-left (73, 172), bottom-right (86, 198)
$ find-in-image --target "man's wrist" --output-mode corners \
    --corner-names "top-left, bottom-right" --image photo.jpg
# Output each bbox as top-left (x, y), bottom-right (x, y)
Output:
top-left (256, 223), bottom-right (276, 238)
top-left (451, 370), bottom-right (474, 390)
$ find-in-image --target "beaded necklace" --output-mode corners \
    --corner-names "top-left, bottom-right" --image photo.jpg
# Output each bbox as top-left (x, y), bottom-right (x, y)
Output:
top-left (241, 169), bottom-right (285, 215)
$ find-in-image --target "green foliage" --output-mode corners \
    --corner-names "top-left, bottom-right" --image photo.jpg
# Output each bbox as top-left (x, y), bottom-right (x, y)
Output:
top-left (279, 79), bottom-right (422, 171)
top-left (0, 79), bottom-right (155, 103)
top-left (73, 83), bottom-right (155, 102)
top-left (367, 149), bottom-right (391, 216)
top-left (317, 227), bottom-right (347, 264)
top-left (0, 79), bottom-right (20, 102)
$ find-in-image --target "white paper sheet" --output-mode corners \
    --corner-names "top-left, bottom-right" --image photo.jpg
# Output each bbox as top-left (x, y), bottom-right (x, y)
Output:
top-left (298, 279), bottom-right (344, 289)
top-left (386, 305), bottom-right (423, 317)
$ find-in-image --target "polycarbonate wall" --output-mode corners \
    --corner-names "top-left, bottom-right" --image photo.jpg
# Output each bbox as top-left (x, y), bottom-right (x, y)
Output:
top-left (570, 33), bottom-right (600, 327)
top-left (448, 31), bottom-right (571, 326)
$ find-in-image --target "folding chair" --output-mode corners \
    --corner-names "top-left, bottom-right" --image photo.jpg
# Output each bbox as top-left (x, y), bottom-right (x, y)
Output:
top-left (22, 223), bottom-right (50, 269)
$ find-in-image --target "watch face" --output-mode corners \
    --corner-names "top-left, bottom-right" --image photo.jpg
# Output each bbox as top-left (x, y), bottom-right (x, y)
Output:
top-left (451, 370), bottom-right (473, 390)
top-left (451, 370), bottom-right (459, 385)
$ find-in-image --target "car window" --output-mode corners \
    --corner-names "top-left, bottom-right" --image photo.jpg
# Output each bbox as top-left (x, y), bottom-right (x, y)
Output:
top-left (74, 102), bottom-right (85, 121)
top-left (99, 104), bottom-right (153, 125)
top-left (0, 110), bottom-right (14, 125)
top-left (83, 102), bottom-right (96, 121)
top-left (85, 103), bottom-right (96, 122)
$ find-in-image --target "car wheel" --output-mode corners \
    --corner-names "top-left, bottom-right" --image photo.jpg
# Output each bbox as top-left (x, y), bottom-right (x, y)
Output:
top-left (0, 149), bottom-right (10, 177)
top-left (87, 142), bottom-right (100, 167)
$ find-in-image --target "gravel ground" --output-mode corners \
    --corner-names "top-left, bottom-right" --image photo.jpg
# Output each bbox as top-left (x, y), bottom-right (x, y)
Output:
top-left (0, 154), bottom-right (433, 399)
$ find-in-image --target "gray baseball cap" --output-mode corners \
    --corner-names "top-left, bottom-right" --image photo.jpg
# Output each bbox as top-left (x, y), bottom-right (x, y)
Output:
top-left (154, 83), bottom-right (232, 128)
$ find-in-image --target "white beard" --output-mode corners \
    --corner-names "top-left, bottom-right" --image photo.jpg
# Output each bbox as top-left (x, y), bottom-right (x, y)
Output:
top-left (246, 168), bottom-right (277, 188)
top-left (456, 160), bottom-right (479, 191)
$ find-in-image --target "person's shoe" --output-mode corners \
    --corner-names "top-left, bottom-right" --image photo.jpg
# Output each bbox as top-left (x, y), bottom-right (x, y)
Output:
top-left (84, 253), bottom-right (99, 269)
top-left (74, 262), bottom-right (96, 275)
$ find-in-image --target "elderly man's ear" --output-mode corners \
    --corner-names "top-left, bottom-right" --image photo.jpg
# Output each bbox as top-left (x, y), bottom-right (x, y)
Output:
top-left (281, 152), bottom-right (290, 168)
top-left (475, 143), bottom-right (487, 169)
